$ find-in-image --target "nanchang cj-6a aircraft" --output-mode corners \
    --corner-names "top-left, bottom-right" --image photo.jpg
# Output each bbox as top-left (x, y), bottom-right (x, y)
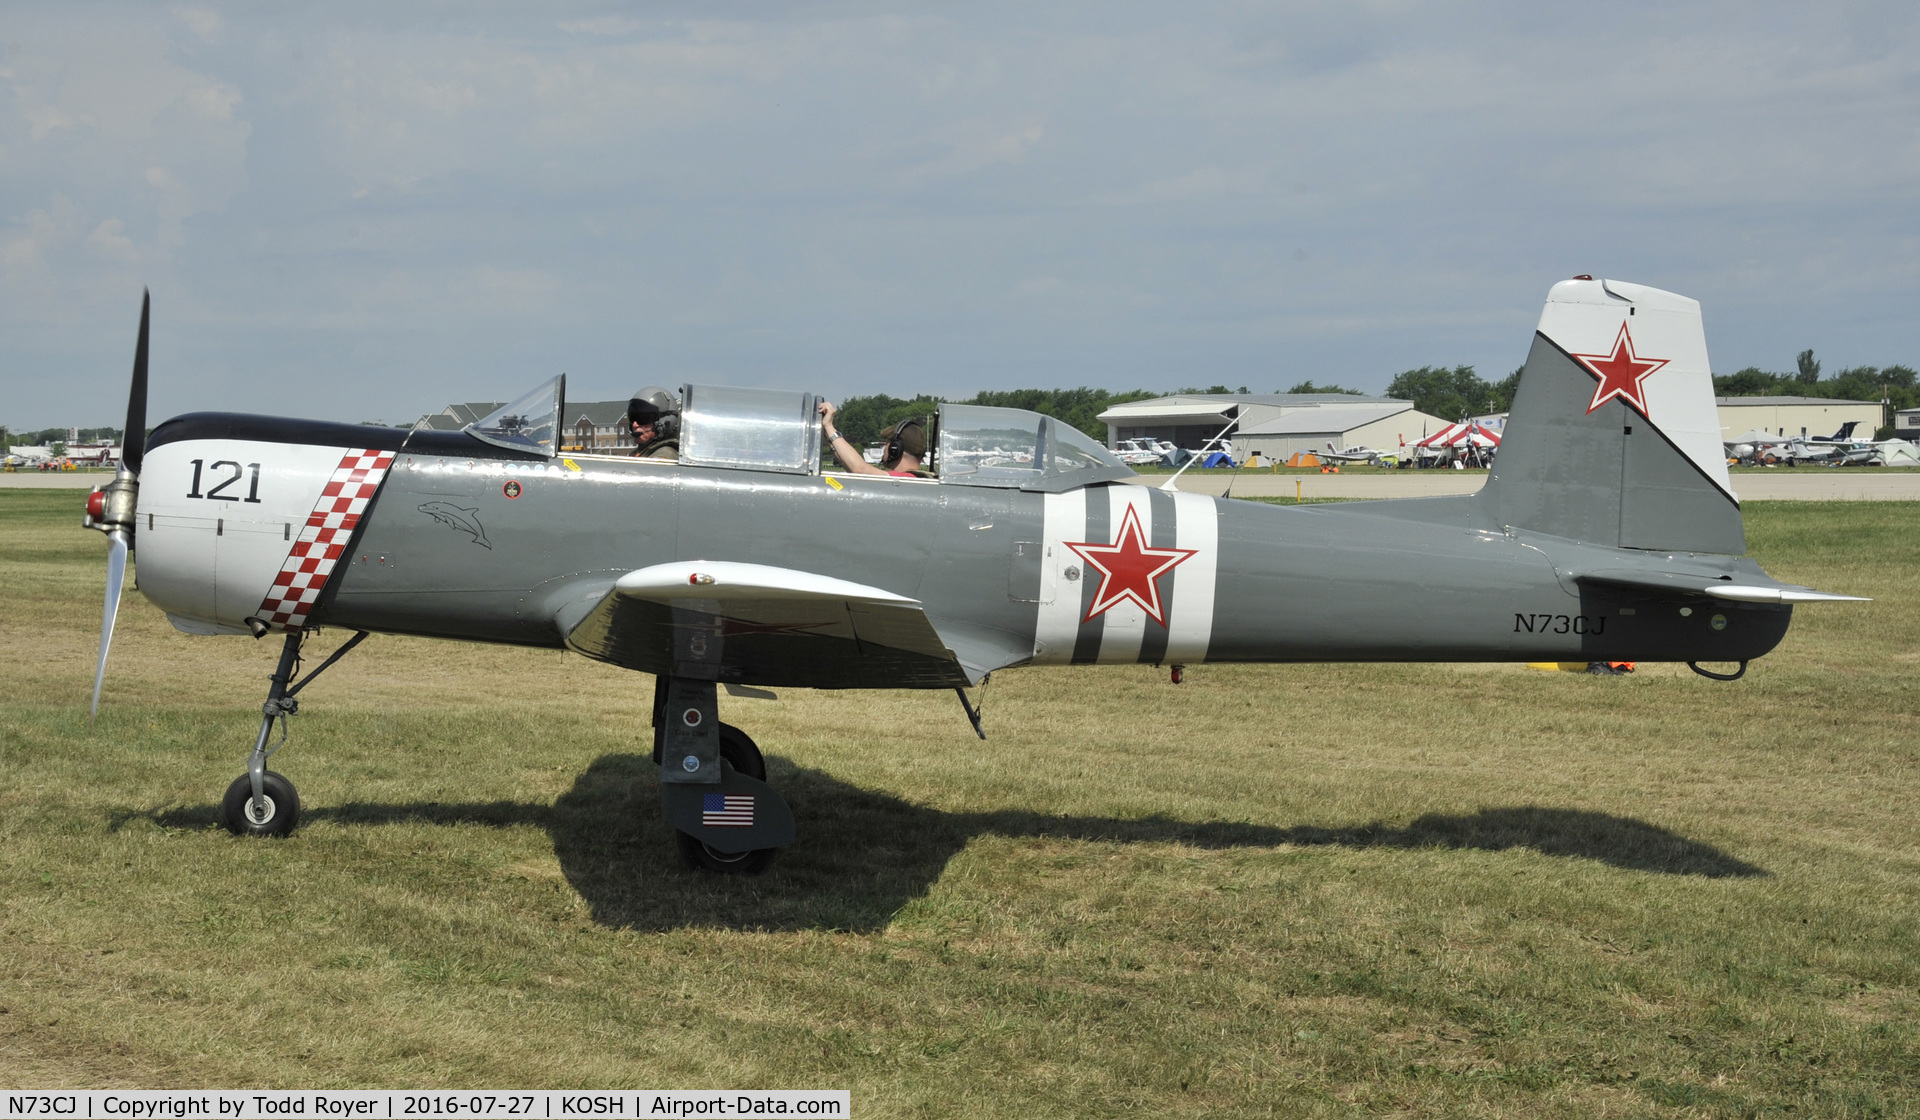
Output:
top-left (85, 278), bottom-right (1863, 873)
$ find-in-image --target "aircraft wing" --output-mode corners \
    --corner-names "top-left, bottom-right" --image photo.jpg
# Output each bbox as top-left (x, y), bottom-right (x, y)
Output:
top-left (561, 561), bottom-right (976, 689)
top-left (1572, 568), bottom-right (1868, 604)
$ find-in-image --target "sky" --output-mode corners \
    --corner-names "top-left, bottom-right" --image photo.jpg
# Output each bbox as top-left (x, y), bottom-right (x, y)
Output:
top-left (4, 1), bottom-right (1918, 429)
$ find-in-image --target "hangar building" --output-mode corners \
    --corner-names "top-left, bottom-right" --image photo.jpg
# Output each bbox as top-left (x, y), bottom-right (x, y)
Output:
top-left (1096, 393), bottom-right (1453, 460)
top-left (1715, 396), bottom-right (1884, 440)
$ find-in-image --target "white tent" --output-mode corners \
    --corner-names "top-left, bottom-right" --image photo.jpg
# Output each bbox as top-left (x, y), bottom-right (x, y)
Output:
top-left (1875, 439), bottom-right (1920, 467)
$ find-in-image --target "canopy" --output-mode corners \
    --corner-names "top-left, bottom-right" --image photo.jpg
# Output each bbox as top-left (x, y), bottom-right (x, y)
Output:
top-left (1415, 421), bottom-right (1501, 449)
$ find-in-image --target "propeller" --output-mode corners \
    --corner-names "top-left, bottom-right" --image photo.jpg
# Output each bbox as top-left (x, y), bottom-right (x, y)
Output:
top-left (86, 290), bottom-right (148, 722)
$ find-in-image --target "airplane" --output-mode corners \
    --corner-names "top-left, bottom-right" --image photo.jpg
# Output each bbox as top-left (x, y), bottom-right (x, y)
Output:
top-left (1112, 439), bottom-right (1172, 466)
top-left (83, 278), bottom-right (1866, 874)
top-left (1725, 422), bottom-right (1884, 467)
top-left (1319, 442), bottom-right (1394, 467)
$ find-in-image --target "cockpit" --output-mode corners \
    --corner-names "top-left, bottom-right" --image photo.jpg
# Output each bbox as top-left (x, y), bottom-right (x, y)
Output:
top-left (464, 376), bottom-right (1137, 491)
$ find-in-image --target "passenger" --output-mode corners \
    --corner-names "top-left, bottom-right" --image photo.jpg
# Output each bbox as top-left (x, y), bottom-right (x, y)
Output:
top-left (627, 387), bottom-right (681, 461)
top-left (818, 402), bottom-right (930, 477)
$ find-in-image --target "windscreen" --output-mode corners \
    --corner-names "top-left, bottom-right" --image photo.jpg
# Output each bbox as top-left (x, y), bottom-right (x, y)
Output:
top-left (465, 375), bottom-right (564, 457)
top-left (936, 404), bottom-right (1133, 489)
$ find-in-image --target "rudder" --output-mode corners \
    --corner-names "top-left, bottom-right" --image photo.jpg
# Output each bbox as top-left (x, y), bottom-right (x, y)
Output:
top-left (1475, 278), bottom-right (1743, 554)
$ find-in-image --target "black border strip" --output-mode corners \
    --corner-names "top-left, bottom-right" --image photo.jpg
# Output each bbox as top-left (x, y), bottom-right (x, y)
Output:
top-left (147, 412), bottom-right (547, 462)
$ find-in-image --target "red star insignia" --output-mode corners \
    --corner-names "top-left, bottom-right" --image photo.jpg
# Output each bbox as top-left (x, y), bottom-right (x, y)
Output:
top-left (1572, 323), bottom-right (1669, 417)
top-left (1065, 505), bottom-right (1197, 627)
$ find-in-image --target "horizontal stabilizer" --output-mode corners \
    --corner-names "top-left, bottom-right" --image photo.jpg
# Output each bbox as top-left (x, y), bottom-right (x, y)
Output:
top-left (1573, 568), bottom-right (1869, 604)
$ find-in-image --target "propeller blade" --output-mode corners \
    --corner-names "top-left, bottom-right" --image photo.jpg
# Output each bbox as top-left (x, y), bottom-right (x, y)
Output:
top-left (90, 531), bottom-right (129, 722)
top-left (122, 290), bottom-right (149, 475)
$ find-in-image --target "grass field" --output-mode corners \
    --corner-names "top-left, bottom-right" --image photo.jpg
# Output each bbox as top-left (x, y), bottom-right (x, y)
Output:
top-left (2, 489), bottom-right (1916, 1115)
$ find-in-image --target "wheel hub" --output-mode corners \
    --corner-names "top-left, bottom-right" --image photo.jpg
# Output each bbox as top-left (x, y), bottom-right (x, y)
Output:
top-left (244, 796), bottom-right (277, 825)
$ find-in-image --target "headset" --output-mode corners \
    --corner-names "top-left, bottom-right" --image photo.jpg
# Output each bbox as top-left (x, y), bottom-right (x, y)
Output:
top-left (880, 418), bottom-right (925, 469)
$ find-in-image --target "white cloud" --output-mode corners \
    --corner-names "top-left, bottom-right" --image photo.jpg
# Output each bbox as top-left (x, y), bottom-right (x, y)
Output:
top-left (174, 6), bottom-right (223, 41)
top-left (900, 117), bottom-right (1046, 182)
top-left (4, 2), bottom-right (1920, 426)
top-left (558, 15), bottom-right (641, 37)
top-left (24, 103), bottom-right (78, 140)
top-left (1, 196), bottom-right (76, 274)
top-left (84, 217), bottom-right (137, 261)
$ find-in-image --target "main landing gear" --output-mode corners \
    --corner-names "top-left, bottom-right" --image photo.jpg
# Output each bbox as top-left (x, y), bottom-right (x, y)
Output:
top-left (221, 629), bottom-right (367, 838)
top-left (651, 674), bottom-right (795, 874)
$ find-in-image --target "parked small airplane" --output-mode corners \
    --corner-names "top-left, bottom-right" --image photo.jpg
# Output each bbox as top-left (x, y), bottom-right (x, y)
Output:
top-left (1725, 424), bottom-right (1886, 467)
top-left (1112, 438), bottom-right (1172, 466)
top-left (85, 279), bottom-right (1865, 873)
top-left (1318, 442), bottom-right (1393, 467)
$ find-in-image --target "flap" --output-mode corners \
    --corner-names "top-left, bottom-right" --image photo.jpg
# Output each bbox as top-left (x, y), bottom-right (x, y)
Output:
top-left (562, 561), bottom-right (975, 688)
top-left (1573, 568), bottom-right (1868, 604)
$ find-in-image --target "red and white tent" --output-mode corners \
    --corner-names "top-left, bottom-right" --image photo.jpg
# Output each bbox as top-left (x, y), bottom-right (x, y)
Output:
top-left (1415, 421), bottom-right (1501, 449)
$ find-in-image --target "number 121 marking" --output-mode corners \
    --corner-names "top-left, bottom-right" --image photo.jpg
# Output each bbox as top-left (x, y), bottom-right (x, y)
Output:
top-left (187, 459), bottom-right (263, 503)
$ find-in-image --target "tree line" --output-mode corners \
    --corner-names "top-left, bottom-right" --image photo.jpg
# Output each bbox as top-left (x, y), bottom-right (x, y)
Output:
top-left (1713, 350), bottom-right (1916, 432)
top-left (0, 426), bottom-right (124, 452)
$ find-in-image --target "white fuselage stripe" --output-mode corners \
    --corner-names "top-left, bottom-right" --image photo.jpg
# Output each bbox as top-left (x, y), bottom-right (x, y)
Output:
top-left (1164, 491), bottom-right (1218, 662)
top-left (1033, 489), bottom-right (1087, 663)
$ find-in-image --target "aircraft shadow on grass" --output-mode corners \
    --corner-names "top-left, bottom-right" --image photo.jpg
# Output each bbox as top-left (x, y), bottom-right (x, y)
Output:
top-left (143, 753), bottom-right (1764, 933)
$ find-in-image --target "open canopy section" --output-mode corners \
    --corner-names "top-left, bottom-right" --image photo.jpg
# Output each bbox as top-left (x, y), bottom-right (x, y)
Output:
top-left (680, 384), bottom-right (822, 474)
top-left (465, 375), bottom-right (565, 457)
top-left (937, 404), bottom-right (1135, 491)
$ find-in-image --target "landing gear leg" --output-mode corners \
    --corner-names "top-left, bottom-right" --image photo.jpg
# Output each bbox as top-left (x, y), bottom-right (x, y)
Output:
top-left (221, 629), bottom-right (369, 838)
top-left (652, 674), bottom-right (795, 874)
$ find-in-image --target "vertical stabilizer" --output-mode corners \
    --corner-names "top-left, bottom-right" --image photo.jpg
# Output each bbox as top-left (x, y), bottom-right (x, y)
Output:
top-left (1476, 278), bottom-right (1743, 554)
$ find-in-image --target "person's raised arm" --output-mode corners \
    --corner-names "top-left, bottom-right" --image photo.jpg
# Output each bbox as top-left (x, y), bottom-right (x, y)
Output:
top-left (818, 400), bottom-right (886, 475)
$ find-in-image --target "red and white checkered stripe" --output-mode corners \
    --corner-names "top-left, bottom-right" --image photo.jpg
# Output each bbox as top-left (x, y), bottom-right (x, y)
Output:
top-left (254, 448), bottom-right (395, 632)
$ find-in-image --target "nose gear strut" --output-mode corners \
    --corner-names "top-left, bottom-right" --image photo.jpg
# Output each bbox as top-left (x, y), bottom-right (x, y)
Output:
top-left (225, 628), bottom-right (370, 836)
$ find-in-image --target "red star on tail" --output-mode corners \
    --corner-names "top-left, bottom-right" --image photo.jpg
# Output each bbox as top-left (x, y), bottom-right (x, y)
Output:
top-left (1066, 506), bottom-right (1197, 627)
top-left (1572, 323), bottom-right (1669, 417)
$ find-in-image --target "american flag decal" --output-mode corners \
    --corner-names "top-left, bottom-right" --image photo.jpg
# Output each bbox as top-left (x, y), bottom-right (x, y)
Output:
top-left (254, 448), bottom-right (395, 633)
top-left (702, 793), bottom-right (755, 828)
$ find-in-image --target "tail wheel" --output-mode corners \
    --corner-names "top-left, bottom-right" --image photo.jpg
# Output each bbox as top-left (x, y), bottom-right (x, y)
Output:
top-left (221, 771), bottom-right (301, 837)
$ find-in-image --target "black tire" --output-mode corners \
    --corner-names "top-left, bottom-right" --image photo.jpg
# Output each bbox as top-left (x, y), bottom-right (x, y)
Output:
top-left (676, 830), bottom-right (777, 875)
top-left (718, 722), bottom-right (766, 781)
top-left (221, 771), bottom-right (300, 837)
top-left (675, 722), bottom-right (774, 874)
top-left (653, 721), bottom-right (764, 778)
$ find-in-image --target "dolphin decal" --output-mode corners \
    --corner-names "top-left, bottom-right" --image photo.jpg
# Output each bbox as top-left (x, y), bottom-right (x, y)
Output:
top-left (417, 501), bottom-right (491, 549)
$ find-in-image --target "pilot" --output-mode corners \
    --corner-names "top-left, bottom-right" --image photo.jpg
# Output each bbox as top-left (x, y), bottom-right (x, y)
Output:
top-left (818, 401), bottom-right (929, 477)
top-left (627, 387), bottom-right (681, 461)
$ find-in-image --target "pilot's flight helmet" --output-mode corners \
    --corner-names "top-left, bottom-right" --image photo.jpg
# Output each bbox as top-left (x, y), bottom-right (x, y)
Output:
top-left (626, 387), bottom-right (680, 439)
top-left (878, 418), bottom-right (927, 466)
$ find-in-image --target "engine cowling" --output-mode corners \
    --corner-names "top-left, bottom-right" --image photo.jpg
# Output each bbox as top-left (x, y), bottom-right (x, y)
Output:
top-left (136, 435), bottom-right (387, 635)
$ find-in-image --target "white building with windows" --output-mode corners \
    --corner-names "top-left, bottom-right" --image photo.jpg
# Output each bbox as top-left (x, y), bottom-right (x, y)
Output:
top-left (418, 399), bottom-right (642, 452)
